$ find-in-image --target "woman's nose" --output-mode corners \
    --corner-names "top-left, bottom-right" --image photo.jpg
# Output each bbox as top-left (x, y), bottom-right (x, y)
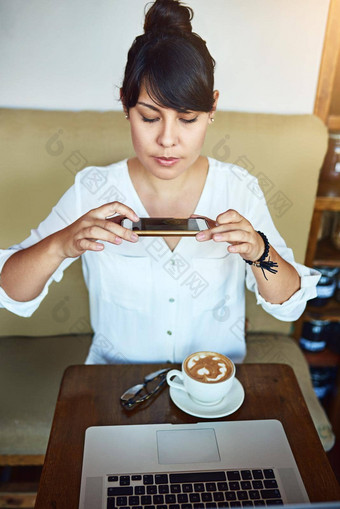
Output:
top-left (157, 120), bottom-right (178, 147)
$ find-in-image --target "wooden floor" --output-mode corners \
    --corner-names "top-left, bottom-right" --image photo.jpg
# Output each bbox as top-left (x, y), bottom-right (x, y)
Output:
top-left (0, 465), bottom-right (41, 508)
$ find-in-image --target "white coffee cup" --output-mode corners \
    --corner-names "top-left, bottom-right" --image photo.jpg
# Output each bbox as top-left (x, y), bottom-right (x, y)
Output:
top-left (166, 351), bottom-right (235, 406)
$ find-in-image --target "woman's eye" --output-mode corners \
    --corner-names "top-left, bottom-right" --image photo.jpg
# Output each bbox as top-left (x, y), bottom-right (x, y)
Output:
top-left (141, 115), bottom-right (198, 124)
top-left (181, 117), bottom-right (198, 124)
top-left (142, 116), bottom-right (158, 123)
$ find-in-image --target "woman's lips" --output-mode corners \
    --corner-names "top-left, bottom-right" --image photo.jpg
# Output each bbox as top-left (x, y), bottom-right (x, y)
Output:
top-left (153, 156), bottom-right (180, 167)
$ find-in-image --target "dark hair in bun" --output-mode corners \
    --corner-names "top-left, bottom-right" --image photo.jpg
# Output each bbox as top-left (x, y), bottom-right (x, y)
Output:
top-left (121, 0), bottom-right (216, 113)
top-left (144, 0), bottom-right (193, 35)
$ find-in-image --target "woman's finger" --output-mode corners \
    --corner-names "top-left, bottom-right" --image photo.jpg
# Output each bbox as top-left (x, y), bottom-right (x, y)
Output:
top-left (227, 242), bottom-right (254, 257)
top-left (83, 222), bottom-right (138, 244)
top-left (91, 201), bottom-right (139, 222)
top-left (76, 238), bottom-right (107, 252)
top-left (212, 229), bottom-right (252, 244)
top-left (216, 209), bottom-right (244, 225)
top-left (105, 220), bottom-right (139, 242)
top-left (196, 222), bottom-right (251, 242)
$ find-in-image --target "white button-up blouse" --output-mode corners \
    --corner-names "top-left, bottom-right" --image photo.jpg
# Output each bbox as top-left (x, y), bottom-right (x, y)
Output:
top-left (0, 158), bottom-right (320, 364)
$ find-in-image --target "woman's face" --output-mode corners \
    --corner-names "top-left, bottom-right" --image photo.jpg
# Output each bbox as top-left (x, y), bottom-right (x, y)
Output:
top-left (126, 85), bottom-right (219, 180)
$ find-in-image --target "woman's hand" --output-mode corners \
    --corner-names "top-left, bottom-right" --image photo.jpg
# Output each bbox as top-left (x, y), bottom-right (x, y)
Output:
top-left (54, 202), bottom-right (140, 260)
top-left (0, 202), bottom-right (140, 303)
top-left (196, 209), bottom-right (264, 261)
top-left (195, 209), bottom-right (301, 304)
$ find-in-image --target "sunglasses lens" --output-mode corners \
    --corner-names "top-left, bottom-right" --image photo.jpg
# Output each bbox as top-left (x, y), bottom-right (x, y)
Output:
top-left (120, 383), bottom-right (145, 402)
top-left (120, 369), bottom-right (169, 409)
top-left (145, 375), bottom-right (165, 394)
top-left (144, 368), bottom-right (169, 383)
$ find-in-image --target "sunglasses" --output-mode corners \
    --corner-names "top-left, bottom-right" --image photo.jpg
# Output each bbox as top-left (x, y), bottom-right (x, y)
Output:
top-left (120, 368), bottom-right (170, 410)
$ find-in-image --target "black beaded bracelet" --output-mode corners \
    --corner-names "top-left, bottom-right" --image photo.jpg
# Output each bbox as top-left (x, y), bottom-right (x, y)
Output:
top-left (245, 231), bottom-right (278, 280)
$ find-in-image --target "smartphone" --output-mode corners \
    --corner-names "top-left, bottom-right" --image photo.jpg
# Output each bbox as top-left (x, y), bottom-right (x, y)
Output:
top-left (121, 217), bottom-right (210, 236)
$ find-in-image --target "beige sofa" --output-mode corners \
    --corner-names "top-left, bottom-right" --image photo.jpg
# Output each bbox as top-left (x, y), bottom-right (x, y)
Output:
top-left (0, 108), bottom-right (335, 465)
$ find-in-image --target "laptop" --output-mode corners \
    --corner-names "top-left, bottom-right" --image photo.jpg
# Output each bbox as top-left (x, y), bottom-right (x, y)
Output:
top-left (78, 419), bottom-right (335, 508)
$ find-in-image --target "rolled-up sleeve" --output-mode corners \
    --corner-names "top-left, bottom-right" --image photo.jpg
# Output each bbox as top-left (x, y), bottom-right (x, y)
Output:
top-left (0, 248), bottom-right (75, 317)
top-left (247, 260), bottom-right (321, 321)
top-left (0, 181), bottom-right (80, 317)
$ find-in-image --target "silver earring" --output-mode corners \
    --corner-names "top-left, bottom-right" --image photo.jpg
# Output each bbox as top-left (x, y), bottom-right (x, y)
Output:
top-left (210, 117), bottom-right (215, 123)
top-left (125, 114), bottom-right (129, 119)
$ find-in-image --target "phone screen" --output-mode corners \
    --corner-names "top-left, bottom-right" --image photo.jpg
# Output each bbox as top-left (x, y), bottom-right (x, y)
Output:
top-left (139, 218), bottom-right (203, 231)
top-left (122, 217), bottom-right (208, 235)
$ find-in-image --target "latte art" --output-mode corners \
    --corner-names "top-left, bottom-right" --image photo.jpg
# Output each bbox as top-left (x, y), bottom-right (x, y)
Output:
top-left (184, 352), bottom-right (233, 383)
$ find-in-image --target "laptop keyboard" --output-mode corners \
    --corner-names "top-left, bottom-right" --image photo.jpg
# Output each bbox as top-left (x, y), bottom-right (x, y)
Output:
top-left (106, 469), bottom-right (283, 508)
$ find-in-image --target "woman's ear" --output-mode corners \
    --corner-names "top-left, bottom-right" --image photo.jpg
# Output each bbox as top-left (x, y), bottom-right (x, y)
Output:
top-left (212, 90), bottom-right (219, 113)
top-left (209, 90), bottom-right (219, 124)
top-left (120, 88), bottom-right (129, 119)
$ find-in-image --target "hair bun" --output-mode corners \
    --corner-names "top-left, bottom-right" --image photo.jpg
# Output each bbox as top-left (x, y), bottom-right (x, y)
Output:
top-left (144, 0), bottom-right (193, 36)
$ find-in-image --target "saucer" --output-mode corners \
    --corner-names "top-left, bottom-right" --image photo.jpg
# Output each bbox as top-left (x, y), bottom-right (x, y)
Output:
top-left (169, 378), bottom-right (245, 418)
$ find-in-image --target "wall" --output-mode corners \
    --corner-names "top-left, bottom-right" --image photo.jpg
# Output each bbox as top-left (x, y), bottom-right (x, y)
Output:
top-left (0, 0), bottom-right (330, 113)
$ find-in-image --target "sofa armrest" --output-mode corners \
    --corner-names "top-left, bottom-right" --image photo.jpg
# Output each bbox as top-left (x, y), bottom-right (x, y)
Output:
top-left (0, 334), bottom-right (92, 463)
top-left (244, 332), bottom-right (335, 452)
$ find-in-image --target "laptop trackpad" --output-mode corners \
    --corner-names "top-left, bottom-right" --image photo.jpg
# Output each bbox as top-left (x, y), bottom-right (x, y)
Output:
top-left (157, 428), bottom-right (220, 465)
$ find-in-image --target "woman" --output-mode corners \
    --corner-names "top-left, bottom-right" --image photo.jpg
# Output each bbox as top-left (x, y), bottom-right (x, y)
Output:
top-left (0, 0), bottom-right (319, 364)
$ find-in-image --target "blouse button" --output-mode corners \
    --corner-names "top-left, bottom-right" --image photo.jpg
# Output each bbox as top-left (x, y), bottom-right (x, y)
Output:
top-left (167, 330), bottom-right (173, 336)
top-left (169, 298), bottom-right (175, 303)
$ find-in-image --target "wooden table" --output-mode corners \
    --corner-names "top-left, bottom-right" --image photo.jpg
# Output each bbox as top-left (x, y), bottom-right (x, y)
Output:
top-left (35, 363), bottom-right (340, 507)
